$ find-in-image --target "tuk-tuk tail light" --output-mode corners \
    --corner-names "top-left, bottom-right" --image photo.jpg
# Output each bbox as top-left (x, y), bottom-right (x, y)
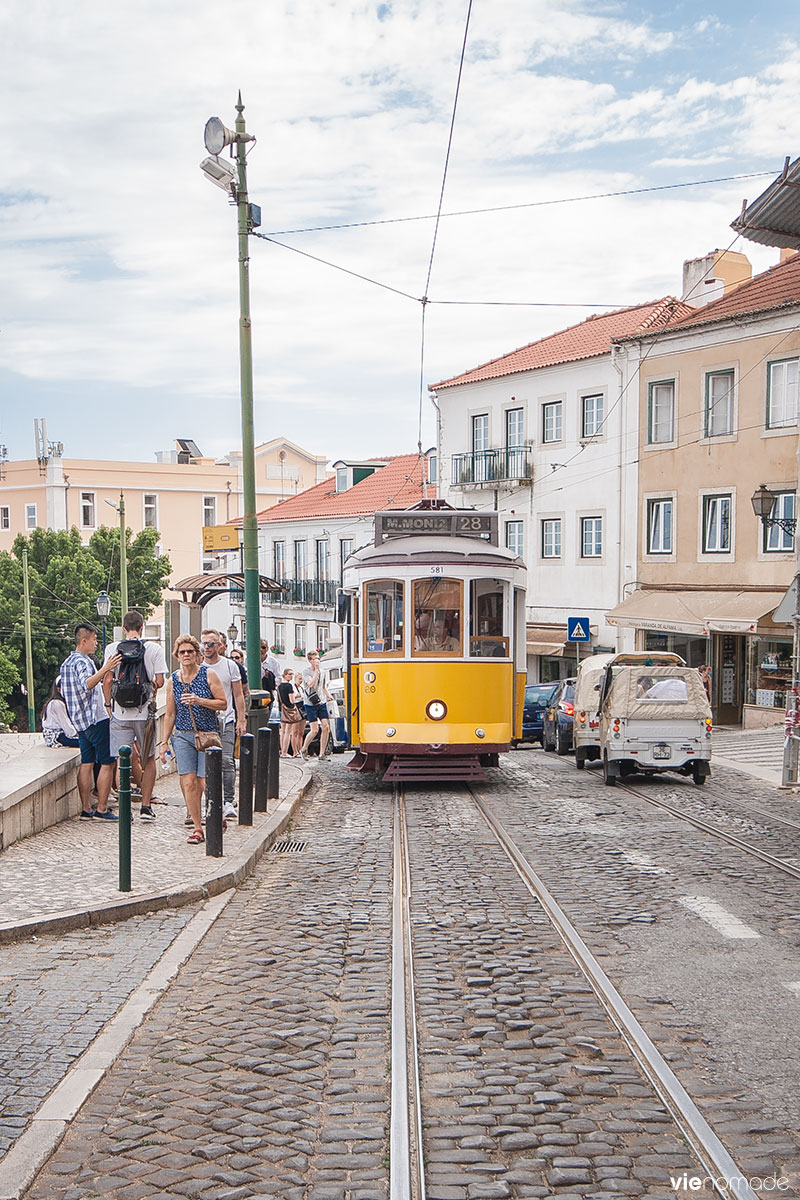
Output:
top-left (579, 711), bottom-right (587, 726)
top-left (612, 717), bottom-right (621, 738)
top-left (705, 717), bottom-right (712, 737)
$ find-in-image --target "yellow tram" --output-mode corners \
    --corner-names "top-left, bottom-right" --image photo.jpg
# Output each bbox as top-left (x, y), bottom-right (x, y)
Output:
top-left (340, 504), bottom-right (527, 781)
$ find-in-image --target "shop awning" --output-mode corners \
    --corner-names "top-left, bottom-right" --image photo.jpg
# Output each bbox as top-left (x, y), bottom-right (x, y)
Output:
top-left (526, 624), bottom-right (569, 656)
top-left (606, 590), bottom-right (786, 636)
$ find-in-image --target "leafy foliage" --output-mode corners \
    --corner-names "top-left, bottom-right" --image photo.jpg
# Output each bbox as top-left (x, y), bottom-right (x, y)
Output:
top-left (0, 526), bottom-right (171, 728)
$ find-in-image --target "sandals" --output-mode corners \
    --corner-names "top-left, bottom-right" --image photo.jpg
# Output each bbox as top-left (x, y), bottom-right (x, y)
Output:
top-left (187, 829), bottom-right (205, 844)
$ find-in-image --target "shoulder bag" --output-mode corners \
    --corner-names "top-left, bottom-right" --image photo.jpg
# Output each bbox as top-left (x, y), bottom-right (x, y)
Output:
top-left (186, 685), bottom-right (222, 751)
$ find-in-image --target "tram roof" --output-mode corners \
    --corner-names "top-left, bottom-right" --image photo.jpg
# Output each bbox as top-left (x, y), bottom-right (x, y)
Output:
top-left (345, 534), bottom-right (525, 571)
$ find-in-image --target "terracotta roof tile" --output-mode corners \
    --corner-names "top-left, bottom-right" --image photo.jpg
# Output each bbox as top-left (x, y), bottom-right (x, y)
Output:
top-left (431, 298), bottom-right (694, 388)
top-left (667, 252), bottom-right (800, 330)
top-left (241, 454), bottom-right (433, 524)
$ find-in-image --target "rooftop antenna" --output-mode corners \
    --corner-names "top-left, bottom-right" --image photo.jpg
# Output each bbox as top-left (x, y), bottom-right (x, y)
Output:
top-left (0, 444), bottom-right (7, 481)
top-left (34, 418), bottom-right (48, 475)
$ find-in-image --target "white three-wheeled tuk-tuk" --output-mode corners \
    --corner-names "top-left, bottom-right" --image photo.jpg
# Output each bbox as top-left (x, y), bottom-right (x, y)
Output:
top-left (598, 664), bottom-right (712, 786)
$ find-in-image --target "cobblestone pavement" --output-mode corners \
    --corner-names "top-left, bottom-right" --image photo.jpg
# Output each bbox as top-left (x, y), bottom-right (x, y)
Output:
top-left (0, 761), bottom-right (304, 926)
top-left (0, 906), bottom-right (201, 1161)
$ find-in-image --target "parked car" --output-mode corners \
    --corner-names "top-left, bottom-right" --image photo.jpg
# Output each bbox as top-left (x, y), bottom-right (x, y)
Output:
top-left (518, 682), bottom-right (559, 745)
top-left (542, 678), bottom-right (576, 755)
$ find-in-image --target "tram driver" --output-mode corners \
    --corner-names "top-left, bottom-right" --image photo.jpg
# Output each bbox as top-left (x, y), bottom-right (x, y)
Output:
top-left (415, 612), bottom-right (459, 653)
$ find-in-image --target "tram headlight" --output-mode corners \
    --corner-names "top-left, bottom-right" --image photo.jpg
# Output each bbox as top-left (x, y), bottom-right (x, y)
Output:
top-left (426, 699), bottom-right (447, 721)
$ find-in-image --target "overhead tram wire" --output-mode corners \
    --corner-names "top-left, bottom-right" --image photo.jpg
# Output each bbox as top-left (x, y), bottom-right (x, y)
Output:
top-left (263, 171), bottom-right (775, 237)
top-left (418, 0), bottom-right (474, 474)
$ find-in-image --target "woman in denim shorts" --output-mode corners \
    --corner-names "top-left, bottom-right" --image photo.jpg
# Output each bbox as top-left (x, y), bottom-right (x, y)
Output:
top-left (160, 635), bottom-right (226, 843)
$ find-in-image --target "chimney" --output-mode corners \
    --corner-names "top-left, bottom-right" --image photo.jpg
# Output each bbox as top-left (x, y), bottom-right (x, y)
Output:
top-left (681, 249), bottom-right (752, 308)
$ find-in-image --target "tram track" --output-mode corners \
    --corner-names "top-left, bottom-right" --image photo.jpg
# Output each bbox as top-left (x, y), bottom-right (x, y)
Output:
top-left (390, 781), bottom-right (765, 1200)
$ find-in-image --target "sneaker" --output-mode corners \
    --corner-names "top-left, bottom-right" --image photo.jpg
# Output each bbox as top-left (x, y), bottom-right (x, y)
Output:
top-left (140, 806), bottom-right (156, 822)
top-left (223, 802), bottom-right (237, 820)
top-left (80, 809), bottom-right (95, 819)
top-left (94, 809), bottom-right (119, 822)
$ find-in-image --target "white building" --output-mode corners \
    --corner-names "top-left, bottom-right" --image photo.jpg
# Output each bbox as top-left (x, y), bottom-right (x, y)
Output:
top-left (431, 299), bottom-right (688, 681)
top-left (221, 454), bottom-right (433, 674)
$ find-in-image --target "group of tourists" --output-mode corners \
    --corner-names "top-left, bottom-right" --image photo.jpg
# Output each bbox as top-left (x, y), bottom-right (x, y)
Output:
top-left (44, 617), bottom-right (337, 846)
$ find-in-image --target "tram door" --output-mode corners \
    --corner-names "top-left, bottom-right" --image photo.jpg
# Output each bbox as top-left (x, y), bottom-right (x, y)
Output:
top-left (715, 634), bottom-right (743, 725)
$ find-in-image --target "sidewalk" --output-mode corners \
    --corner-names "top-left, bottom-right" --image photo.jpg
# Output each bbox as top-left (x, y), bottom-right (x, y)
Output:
top-left (0, 759), bottom-right (313, 944)
top-left (712, 724), bottom-right (786, 788)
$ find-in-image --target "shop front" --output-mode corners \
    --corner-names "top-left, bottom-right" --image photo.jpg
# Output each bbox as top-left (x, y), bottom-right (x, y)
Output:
top-left (606, 589), bottom-right (787, 727)
top-left (526, 624), bottom-right (576, 682)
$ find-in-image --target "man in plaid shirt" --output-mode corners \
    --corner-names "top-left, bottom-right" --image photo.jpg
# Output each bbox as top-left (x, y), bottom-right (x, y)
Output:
top-left (61, 622), bottom-right (121, 820)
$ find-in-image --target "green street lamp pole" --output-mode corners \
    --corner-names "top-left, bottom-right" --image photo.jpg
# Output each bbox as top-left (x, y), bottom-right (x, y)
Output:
top-left (233, 96), bottom-right (261, 690)
top-left (22, 548), bottom-right (36, 732)
top-left (118, 491), bottom-right (128, 618)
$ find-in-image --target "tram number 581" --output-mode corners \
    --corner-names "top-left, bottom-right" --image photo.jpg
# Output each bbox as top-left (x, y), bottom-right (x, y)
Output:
top-left (429, 565), bottom-right (445, 576)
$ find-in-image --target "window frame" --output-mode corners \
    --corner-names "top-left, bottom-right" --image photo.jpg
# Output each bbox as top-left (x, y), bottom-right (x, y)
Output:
top-left (80, 491), bottom-right (96, 529)
top-left (294, 539), bottom-right (307, 580)
top-left (472, 413), bottom-right (489, 453)
top-left (25, 503), bottom-right (37, 530)
top-left (202, 495), bottom-right (217, 527)
top-left (294, 623), bottom-right (307, 654)
top-left (316, 537), bottom-right (330, 582)
top-left (647, 379), bottom-right (675, 445)
top-left (766, 357), bottom-right (799, 430)
top-left (411, 577), bottom-right (464, 658)
top-left (143, 493), bottom-right (158, 529)
top-left (504, 519), bottom-right (524, 558)
top-left (316, 624), bottom-right (329, 653)
top-left (704, 369), bottom-right (735, 438)
top-left (272, 621), bottom-right (285, 655)
top-left (763, 491), bottom-right (796, 553)
top-left (701, 492), bottom-right (733, 555)
top-left (363, 579), bottom-right (405, 658)
top-left (541, 518), bottom-right (562, 559)
top-left (580, 515), bottom-right (603, 559)
top-left (273, 539), bottom-right (286, 580)
top-left (505, 407), bottom-right (524, 448)
top-left (542, 400), bottom-right (563, 444)
top-left (0, 505), bottom-right (10, 530)
top-left (646, 498), bottom-right (674, 555)
top-left (581, 392), bottom-right (604, 440)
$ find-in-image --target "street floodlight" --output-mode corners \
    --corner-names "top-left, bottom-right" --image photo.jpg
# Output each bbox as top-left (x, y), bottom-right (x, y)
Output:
top-left (200, 155), bottom-right (236, 194)
top-left (204, 117), bottom-right (236, 155)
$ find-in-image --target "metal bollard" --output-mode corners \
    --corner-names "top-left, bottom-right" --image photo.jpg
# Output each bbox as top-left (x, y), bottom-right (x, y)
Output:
top-left (255, 726), bottom-right (270, 812)
top-left (238, 733), bottom-right (254, 826)
top-left (205, 747), bottom-right (224, 857)
top-left (118, 744), bottom-right (132, 892)
top-left (267, 723), bottom-right (280, 803)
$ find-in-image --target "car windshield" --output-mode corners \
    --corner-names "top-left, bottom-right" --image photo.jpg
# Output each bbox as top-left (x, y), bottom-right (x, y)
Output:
top-left (526, 685), bottom-right (555, 703)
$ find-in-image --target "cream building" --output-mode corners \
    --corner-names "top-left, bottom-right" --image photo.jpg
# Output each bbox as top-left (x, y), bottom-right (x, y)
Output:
top-left (608, 252), bottom-right (800, 727)
top-left (0, 435), bottom-right (328, 640)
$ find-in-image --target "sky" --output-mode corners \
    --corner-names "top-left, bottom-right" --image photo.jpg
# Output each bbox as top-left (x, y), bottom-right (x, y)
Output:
top-left (1, 0), bottom-right (798, 468)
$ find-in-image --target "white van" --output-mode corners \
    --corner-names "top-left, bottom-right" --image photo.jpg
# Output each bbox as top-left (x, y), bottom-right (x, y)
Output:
top-left (598, 663), bottom-right (712, 786)
top-left (573, 652), bottom-right (684, 770)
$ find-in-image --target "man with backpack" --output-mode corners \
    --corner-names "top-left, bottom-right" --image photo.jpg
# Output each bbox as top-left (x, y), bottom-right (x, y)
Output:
top-left (103, 611), bottom-right (168, 822)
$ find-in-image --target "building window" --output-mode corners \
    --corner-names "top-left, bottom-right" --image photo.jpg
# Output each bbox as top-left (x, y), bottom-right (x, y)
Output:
top-left (705, 370), bottom-right (734, 437)
top-left (541, 518), bottom-right (561, 558)
top-left (272, 621), bottom-right (285, 654)
top-left (316, 538), bottom-right (330, 581)
top-left (25, 504), bottom-right (37, 530)
top-left (316, 624), bottom-right (329, 653)
top-left (80, 492), bottom-right (95, 528)
top-left (273, 540), bottom-right (286, 580)
top-left (648, 381), bottom-right (675, 444)
top-left (294, 624), bottom-right (307, 654)
top-left (763, 492), bottom-right (795, 553)
top-left (427, 453), bottom-right (438, 484)
top-left (294, 539), bottom-right (307, 580)
top-left (339, 539), bottom-right (353, 579)
top-left (143, 493), bottom-right (158, 529)
top-left (336, 467), bottom-right (349, 493)
top-left (581, 394), bottom-right (604, 438)
top-left (702, 494), bottom-right (732, 553)
top-left (505, 520), bottom-right (524, 557)
top-left (580, 516), bottom-right (603, 558)
top-left (542, 401), bottom-right (562, 443)
top-left (0, 506), bottom-right (9, 530)
top-left (472, 413), bottom-right (489, 452)
top-left (203, 495), bottom-right (216, 526)
top-left (505, 408), bottom-right (524, 448)
top-left (767, 358), bottom-right (799, 428)
top-left (647, 498), bottom-right (673, 554)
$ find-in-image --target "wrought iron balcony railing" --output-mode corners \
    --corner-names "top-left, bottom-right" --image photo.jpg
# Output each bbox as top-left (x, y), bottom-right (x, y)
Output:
top-left (268, 578), bottom-right (337, 608)
top-left (451, 445), bottom-right (533, 486)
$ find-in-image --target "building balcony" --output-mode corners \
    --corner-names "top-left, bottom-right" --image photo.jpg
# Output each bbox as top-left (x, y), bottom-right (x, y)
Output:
top-left (451, 446), bottom-right (533, 488)
top-left (267, 578), bottom-right (337, 609)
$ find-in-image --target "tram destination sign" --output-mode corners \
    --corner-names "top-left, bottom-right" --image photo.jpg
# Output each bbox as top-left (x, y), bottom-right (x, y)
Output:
top-left (375, 509), bottom-right (498, 546)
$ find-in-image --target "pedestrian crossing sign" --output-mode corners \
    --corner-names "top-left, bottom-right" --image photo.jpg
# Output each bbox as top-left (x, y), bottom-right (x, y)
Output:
top-left (567, 617), bottom-right (590, 642)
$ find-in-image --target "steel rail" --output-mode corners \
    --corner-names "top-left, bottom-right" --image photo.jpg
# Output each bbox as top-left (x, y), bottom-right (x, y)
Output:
top-left (390, 786), bottom-right (426, 1200)
top-left (469, 786), bottom-right (760, 1200)
top-left (615, 781), bottom-right (800, 882)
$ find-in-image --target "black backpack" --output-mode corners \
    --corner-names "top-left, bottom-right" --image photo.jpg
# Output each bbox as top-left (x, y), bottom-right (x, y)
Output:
top-left (111, 640), bottom-right (151, 709)
top-left (262, 668), bottom-right (276, 694)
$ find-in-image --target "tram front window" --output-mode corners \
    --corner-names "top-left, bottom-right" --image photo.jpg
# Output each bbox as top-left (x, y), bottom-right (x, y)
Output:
top-left (413, 578), bottom-right (462, 655)
top-left (470, 579), bottom-right (508, 657)
top-left (365, 580), bottom-right (404, 654)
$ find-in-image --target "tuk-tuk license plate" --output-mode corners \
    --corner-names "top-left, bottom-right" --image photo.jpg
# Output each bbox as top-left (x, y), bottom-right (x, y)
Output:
top-left (653, 745), bottom-right (671, 759)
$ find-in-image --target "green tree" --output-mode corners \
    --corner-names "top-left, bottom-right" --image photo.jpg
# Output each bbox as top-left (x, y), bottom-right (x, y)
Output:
top-left (0, 525), bottom-right (171, 728)
top-left (0, 646), bottom-right (20, 727)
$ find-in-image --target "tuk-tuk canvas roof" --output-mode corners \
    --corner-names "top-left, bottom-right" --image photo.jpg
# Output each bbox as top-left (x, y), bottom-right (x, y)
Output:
top-left (604, 666), bottom-right (712, 722)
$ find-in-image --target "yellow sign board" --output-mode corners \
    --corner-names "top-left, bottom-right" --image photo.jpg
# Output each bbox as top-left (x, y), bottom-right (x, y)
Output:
top-left (202, 525), bottom-right (240, 552)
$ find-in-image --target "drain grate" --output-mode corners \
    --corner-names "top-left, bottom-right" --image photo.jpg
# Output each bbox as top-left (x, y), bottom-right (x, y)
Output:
top-left (271, 839), bottom-right (308, 853)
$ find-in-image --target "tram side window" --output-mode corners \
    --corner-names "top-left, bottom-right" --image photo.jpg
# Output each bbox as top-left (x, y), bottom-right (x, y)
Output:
top-left (470, 580), bottom-right (508, 658)
top-left (365, 581), bottom-right (404, 654)
top-left (412, 578), bottom-right (462, 655)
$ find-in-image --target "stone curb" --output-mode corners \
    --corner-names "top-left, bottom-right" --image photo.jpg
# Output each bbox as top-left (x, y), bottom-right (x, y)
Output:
top-left (0, 769), bottom-right (314, 946)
